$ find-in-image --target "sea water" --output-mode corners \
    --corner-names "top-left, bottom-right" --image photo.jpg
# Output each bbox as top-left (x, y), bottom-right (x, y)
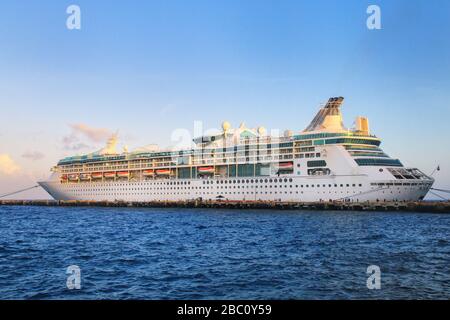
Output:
top-left (0, 206), bottom-right (449, 299)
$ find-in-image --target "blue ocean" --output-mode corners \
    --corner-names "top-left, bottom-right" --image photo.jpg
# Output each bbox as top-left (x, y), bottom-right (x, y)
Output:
top-left (0, 206), bottom-right (449, 299)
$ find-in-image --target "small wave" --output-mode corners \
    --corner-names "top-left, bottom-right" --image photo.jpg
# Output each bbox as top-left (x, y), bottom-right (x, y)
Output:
top-left (363, 234), bottom-right (385, 241)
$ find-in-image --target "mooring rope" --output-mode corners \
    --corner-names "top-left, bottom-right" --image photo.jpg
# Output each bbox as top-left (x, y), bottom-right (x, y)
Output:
top-left (429, 188), bottom-right (450, 201)
top-left (431, 188), bottom-right (450, 194)
top-left (0, 185), bottom-right (40, 199)
top-left (429, 190), bottom-right (448, 201)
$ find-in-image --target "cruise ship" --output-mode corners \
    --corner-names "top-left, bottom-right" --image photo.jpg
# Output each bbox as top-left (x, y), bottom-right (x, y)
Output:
top-left (39, 97), bottom-right (434, 203)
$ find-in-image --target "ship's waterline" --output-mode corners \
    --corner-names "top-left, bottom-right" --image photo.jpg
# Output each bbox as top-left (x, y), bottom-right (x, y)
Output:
top-left (39, 97), bottom-right (434, 203)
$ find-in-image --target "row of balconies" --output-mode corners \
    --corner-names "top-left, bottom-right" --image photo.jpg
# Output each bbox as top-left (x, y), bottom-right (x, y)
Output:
top-left (61, 151), bottom-right (317, 173)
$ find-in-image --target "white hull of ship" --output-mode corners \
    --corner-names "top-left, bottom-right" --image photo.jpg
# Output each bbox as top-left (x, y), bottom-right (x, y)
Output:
top-left (39, 175), bottom-right (431, 203)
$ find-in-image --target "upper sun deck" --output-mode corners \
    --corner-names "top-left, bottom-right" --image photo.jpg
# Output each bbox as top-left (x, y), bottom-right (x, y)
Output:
top-left (57, 131), bottom-right (380, 166)
top-left (57, 97), bottom-right (379, 166)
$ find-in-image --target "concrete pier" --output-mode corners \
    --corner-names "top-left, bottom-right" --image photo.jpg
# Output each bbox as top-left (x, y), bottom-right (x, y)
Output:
top-left (0, 199), bottom-right (449, 213)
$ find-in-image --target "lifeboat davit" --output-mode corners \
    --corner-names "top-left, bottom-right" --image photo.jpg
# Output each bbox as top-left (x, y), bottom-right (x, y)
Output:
top-left (91, 172), bottom-right (103, 179)
top-left (117, 171), bottom-right (129, 178)
top-left (198, 166), bottom-right (214, 174)
top-left (80, 173), bottom-right (91, 180)
top-left (104, 172), bottom-right (116, 179)
top-left (156, 169), bottom-right (171, 175)
top-left (68, 174), bottom-right (79, 181)
top-left (278, 162), bottom-right (294, 170)
top-left (143, 169), bottom-right (154, 176)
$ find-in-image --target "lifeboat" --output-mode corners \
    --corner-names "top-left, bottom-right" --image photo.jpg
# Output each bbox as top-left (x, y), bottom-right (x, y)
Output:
top-left (61, 175), bottom-right (68, 181)
top-left (68, 174), bottom-right (79, 181)
top-left (198, 166), bottom-right (214, 174)
top-left (143, 169), bottom-right (154, 176)
top-left (91, 172), bottom-right (103, 179)
top-left (80, 173), bottom-right (91, 181)
top-left (117, 171), bottom-right (129, 178)
top-left (104, 172), bottom-right (116, 179)
top-left (278, 162), bottom-right (294, 170)
top-left (156, 169), bottom-right (171, 175)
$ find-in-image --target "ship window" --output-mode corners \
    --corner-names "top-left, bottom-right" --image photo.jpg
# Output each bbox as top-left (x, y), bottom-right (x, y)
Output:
top-left (307, 160), bottom-right (327, 167)
top-left (355, 158), bottom-right (403, 167)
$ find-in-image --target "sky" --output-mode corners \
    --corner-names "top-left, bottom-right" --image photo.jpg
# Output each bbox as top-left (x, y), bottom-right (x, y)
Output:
top-left (0, 0), bottom-right (449, 199)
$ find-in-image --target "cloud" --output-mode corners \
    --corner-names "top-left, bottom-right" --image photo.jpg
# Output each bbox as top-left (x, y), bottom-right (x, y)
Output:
top-left (69, 123), bottom-right (112, 143)
top-left (21, 151), bottom-right (45, 161)
top-left (64, 142), bottom-right (91, 151)
top-left (61, 133), bottom-right (91, 151)
top-left (62, 124), bottom-right (113, 151)
top-left (62, 133), bottom-right (78, 146)
top-left (0, 154), bottom-right (21, 175)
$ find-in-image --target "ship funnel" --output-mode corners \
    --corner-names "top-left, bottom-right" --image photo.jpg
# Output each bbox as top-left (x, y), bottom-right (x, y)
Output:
top-left (355, 116), bottom-right (370, 135)
top-left (303, 97), bottom-right (346, 132)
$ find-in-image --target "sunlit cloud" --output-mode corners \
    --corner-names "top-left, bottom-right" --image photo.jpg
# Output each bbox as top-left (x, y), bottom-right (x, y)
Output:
top-left (0, 154), bottom-right (21, 175)
top-left (62, 123), bottom-right (113, 151)
top-left (69, 123), bottom-right (112, 143)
